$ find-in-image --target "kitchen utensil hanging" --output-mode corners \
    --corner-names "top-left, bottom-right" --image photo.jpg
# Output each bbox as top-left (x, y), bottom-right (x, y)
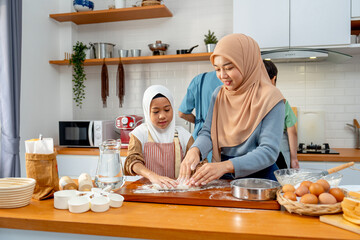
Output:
top-left (101, 58), bottom-right (109, 108)
top-left (116, 57), bottom-right (125, 107)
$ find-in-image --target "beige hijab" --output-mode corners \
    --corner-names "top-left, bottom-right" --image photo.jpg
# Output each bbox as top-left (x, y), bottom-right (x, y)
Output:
top-left (209, 33), bottom-right (284, 162)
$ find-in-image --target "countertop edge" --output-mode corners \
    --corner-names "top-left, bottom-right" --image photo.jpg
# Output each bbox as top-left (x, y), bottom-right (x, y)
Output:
top-left (55, 147), bottom-right (360, 162)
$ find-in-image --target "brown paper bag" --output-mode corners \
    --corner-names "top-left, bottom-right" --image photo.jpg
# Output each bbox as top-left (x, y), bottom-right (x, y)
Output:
top-left (25, 153), bottom-right (59, 200)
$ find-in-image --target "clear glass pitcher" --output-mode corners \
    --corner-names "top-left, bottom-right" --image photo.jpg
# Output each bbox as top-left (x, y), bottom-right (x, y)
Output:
top-left (95, 139), bottom-right (125, 190)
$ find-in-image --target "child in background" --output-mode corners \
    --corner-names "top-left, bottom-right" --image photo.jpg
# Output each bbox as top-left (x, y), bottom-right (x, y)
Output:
top-left (263, 60), bottom-right (299, 169)
top-left (124, 85), bottom-right (194, 188)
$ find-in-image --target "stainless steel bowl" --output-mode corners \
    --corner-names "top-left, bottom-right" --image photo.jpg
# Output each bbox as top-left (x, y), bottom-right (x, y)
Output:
top-left (230, 178), bottom-right (281, 201)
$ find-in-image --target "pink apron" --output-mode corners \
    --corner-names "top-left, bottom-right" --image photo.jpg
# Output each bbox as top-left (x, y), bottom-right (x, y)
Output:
top-left (144, 131), bottom-right (183, 179)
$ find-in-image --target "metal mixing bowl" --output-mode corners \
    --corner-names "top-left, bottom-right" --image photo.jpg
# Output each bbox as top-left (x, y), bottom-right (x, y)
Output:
top-left (230, 178), bottom-right (281, 201)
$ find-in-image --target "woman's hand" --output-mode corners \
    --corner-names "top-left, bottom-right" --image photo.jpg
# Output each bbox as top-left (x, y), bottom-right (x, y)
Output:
top-left (178, 147), bottom-right (201, 183)
top-left (190, 161), bottom-right (234, 186)
top-left (290, 158), bottom-right (300, 169)
top-left (148, 173), bottom-right (178, 189)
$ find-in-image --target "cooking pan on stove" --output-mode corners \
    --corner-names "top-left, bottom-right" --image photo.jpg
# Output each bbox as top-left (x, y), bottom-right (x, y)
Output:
top-left (230, 178), bottom-right (281, 201)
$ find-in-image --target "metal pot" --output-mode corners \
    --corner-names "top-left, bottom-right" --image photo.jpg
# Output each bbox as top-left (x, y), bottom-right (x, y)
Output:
top-left (89, 42), bottom-right (115, 59)
top-left (230, 178), bottom-right (281, 201)
top-left (148, 40), bottom-right (169, 55)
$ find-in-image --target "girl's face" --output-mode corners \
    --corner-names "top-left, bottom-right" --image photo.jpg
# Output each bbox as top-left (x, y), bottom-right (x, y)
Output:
top-left (150, 97), bottom-right (173, 129)
top-left (213, 56), bottom-right (243, 91)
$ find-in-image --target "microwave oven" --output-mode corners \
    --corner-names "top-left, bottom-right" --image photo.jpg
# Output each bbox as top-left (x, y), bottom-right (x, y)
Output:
top-left (59, 120), bottom-right (118, 147)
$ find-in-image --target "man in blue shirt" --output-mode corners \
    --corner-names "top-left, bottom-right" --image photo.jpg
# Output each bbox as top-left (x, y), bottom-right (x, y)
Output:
top-left (178, 71), bottom-right (223, 161)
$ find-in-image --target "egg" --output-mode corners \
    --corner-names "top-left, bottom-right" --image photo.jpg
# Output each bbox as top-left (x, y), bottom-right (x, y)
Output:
top-left (295, 185), bottom-right (309, 197)
top-left (329, 188), bottom-right (345, 202)
top-left (318, 193), bottom-right (337, 204)
top-left (300, 181), bottom-right (312, 188)
top-left (283, 191), bottom-right (297, 201)
top-left (309, 183), bottom-right (325, 196)
top-left (282, 184), bottom-right (295, 193)
top-left (300, 193), bottom-right (318, 204)
top-left (316, 179), bottom-right (330, 192)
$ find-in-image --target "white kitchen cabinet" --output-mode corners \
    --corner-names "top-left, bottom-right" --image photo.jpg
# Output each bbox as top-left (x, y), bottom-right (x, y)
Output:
top-left (233, 0), bottom-right (351, 49)
top-left (299, 161), bottom-right (360, 186)
top-left (233, 0), bottom-right (289, 49)
top-left (57, 155), bottom-right (126, 178)
top-left (290, 0), bottom-right (350, 47)
top-left (352, 0), bottom-right (360, 18)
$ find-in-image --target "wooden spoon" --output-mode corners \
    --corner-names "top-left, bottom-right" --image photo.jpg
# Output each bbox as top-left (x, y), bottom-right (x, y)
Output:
top-left (354, 119), bottom-right (360, 128)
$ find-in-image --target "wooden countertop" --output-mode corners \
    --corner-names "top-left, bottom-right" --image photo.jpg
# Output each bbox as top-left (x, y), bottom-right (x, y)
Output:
top-left (55, 147), bottom-right (360, 162)
top-left (298, 148), bottom-right (360, 162)
top-left (0, 191), bottom-right (358, 240)
top-left (55, 146), bottom-right (128, 157)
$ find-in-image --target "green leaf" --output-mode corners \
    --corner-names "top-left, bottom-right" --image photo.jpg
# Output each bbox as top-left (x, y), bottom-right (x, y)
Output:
top-left (69, 41), bottom-right (88, 108)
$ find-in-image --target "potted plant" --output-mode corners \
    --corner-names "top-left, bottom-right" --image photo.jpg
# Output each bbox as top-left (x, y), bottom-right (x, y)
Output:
top-left (69, 41), bottom-right (88, 108)
top-left (204, 30), bottom-right (218, 53)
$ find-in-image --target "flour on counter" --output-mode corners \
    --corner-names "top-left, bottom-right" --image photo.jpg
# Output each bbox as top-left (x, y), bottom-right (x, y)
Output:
top-left (134, 179), bottom-right (230, 194)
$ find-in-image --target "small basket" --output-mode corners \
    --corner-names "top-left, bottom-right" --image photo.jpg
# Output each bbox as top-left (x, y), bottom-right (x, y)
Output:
top-left (141, 0), bottom-right (161, 6)
top-left (276, 189), bottom-right (344, 216)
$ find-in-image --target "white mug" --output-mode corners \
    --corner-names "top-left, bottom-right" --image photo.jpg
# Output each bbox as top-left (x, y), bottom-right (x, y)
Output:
top-left (115, 0), bottom-right (126, 8)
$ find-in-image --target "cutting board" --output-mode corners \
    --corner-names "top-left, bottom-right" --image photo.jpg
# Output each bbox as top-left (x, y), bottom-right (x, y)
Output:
top-left (320, 214), bottom-right (360, 234)
top-left (116, 178), bottom-right (280, 210)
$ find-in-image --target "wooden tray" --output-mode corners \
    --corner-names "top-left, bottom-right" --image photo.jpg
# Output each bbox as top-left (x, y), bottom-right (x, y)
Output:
top-left (116, 178), bottom-right (280, 210)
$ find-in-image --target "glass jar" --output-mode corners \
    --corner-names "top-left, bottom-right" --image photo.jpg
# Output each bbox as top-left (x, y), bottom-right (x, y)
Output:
top-left (95, 139), bottom-right (125, 190)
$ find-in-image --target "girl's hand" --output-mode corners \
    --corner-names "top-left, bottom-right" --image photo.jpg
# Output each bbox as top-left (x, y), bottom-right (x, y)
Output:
top-left (148, 173), bottom-right (178, 189)
top-left (177, 147), bottom-right (201, 183)
top-left (189, 161), bottom-right (233, 186)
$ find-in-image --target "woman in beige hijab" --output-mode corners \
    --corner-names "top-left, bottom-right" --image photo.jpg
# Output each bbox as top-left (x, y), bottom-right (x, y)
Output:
top-left (178, 33), bottom-right (285, 186)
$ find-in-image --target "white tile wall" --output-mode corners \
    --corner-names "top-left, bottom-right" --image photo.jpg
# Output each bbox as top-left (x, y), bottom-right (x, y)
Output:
top-left (276, 55), bottom-right (360, 148)
top-left (63, 0), bottom-right (360, 148)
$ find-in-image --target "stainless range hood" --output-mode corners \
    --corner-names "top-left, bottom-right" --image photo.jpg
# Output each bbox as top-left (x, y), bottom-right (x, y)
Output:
top-left (261, 48), bottom-right (352, 63)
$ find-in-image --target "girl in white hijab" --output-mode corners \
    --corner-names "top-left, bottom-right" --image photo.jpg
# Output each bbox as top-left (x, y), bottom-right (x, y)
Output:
top-left (124, 85), bottom-right (194, 188)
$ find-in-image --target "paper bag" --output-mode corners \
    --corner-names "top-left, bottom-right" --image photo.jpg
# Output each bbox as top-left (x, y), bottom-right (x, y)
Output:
top-left (25, 137), bottom-right (59, 200)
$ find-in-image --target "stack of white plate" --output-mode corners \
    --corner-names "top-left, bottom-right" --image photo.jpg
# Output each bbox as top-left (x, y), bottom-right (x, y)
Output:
top-left (0, 178), bottom-right (36, 208)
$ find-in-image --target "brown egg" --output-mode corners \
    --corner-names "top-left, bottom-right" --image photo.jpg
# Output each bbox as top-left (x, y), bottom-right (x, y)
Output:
top-left (295, 185), bottom-right (309, 197)
top-left (316, 179), bottom-right (330, 192)
top-left (329, 188), bottom-right (345, 202)
top-left (309, 183), bottom-right (325, 196)
top-left (282, 184), bottom-right (295, 193)
top-left (300, 193), bottom-right (318, 204)
top-left (283, 191), bottom-right (297, 201)
top-left (318, 193), bottom-right (337, 204)
top-left (300, 181), bottom-right (313, 188)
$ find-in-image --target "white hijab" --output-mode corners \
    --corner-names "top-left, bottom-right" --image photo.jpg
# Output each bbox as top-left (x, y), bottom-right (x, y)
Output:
top-left (130, 85), bottom-right (191, 155)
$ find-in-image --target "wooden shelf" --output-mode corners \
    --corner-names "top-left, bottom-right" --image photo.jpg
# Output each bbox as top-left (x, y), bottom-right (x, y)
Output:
top-left (49, 52), bottom-right (212, 65)
top-left (49, 5), bottom-right (172, 25)
top-left (351, 19), bottom-right (360, 35)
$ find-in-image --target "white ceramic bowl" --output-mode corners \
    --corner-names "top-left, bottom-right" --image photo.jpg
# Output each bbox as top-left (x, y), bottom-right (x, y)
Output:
top-left (90, 196), bottom-right (110, 212)
top-left (68, 196), bottom-right (90, 213)
top-left (108, 193), bottom-right (124, 208)
top-left (54, 190), bottom-right (78, 209)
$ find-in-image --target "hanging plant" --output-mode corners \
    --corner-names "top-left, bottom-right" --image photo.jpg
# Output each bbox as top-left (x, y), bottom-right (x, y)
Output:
top-left (69, 41), bottom-right (88, 108)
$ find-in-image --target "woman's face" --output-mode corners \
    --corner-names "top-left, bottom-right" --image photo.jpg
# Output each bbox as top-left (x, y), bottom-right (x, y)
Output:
top-left (213, 56), bottom-right (243, 91)
top-left (150, 97), bottom-right (173, 129)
